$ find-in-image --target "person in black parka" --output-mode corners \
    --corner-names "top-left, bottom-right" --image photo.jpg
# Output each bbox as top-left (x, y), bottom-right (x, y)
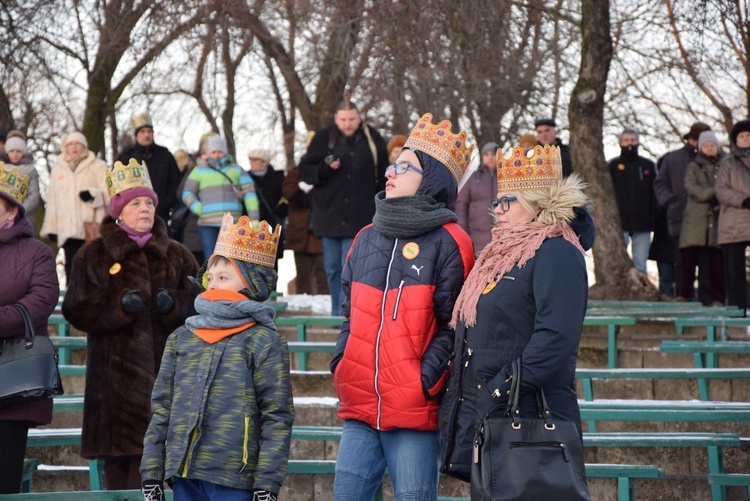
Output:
top-left (440, 145), bottom-right (594, 491)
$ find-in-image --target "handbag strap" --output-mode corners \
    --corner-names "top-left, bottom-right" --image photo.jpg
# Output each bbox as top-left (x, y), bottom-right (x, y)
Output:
top-left (506, 357), bottom-right (554, 427)
top-left (12, 303), bottom-right (34, 349)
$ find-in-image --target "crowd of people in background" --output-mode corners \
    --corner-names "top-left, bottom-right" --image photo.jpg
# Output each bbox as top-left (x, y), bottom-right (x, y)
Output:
top-left (0, 110), bottom-right (749, 311)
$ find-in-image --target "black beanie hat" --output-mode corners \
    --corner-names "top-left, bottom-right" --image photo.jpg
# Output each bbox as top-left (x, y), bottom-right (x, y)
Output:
top-left (730, 120), bottom-right (750, 145)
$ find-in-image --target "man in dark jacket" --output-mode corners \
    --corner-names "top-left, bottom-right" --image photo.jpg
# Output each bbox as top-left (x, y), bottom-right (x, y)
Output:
top-left (298, 101), bottom-right (388, 315)
top-left (536, 118), bottom-right (572, 177)
top-left (654, 121), bottom-right (711, 297)
top-left (117, 114), bottom-right (182, 224)
top-left (608, 129), bottom-right (657, 275)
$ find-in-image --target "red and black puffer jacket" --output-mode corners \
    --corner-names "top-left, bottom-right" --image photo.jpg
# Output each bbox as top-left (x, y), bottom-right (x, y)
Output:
top-left (331, 222), bottom-right (474, 431)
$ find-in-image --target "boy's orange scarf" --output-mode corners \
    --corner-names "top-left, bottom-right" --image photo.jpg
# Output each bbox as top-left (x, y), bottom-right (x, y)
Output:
top-left (193, 289), bottom-right (256, 344)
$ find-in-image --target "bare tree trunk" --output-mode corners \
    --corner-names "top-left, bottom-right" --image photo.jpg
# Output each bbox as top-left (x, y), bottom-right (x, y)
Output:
top-left (0, 84), bottom-right (14, 130)
top-left (570, 0), bottom-right (659, 300)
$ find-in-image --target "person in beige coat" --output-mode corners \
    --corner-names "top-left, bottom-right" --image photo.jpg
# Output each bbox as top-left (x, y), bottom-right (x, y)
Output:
top-left (41, 131), bottom-right (109, 285)
top-left (716, 120), bottom-right (750, 314)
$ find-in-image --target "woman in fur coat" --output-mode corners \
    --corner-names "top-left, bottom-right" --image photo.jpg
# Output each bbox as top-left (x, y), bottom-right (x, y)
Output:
top-left (40, 132), bottom-right (109, 284)
top-left (439, 145), bottom-right (594, 498)
top-left (62, 159), bottom-right (199, 490)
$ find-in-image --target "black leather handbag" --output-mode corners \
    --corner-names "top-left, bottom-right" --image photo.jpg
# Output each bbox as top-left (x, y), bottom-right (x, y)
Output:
top-left (471, 359), bottom-right (590, 500)
top-left (0, 304), bottom-right (64, 409)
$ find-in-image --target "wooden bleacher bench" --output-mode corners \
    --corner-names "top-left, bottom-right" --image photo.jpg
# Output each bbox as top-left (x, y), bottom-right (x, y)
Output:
top-left (576, 367), bottom-right (750, 402)
top-left (661, 340), bottom-right (750, 368)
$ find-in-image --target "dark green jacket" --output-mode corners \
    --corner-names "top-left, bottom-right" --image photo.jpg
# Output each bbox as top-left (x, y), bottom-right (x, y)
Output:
top-left (140, 323), bottom-right (294, 494)
top-left (680, 155), bottom-right (720, 249)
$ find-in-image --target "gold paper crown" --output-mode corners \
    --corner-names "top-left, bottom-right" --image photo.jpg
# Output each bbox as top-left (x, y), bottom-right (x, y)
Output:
top-left (0, 163), bottom-right (30, 205)
top-left (106, 159), bottom-right (154, 199)
top-left (132, 113), bottom-right (153, 130)
top-left (496, 145), bottom-right (562, 193)
top-left (214, 213), bottom-right (281, 268)
top-left (403, 113), bottom-right (474, 183)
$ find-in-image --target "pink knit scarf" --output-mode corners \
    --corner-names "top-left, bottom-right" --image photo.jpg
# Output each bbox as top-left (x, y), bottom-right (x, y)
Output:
top-left (450, 221), bottom-right (585, 328)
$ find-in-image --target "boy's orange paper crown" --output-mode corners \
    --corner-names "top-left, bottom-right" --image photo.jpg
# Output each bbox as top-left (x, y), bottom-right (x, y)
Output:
top-left (496, 145), bottom-right (562, 193)
top-left (213, 213), bottom-right (281, 268)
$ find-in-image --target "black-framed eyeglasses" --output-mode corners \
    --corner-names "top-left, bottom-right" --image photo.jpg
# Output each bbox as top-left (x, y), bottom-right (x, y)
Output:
top-left (385, 162), bottom-right (424, 176)
top-left (491, 196), bottom-right (518, 211)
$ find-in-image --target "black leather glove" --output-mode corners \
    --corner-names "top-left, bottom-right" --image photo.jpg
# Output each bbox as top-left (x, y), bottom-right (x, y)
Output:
top-left (742, 197), bottom-right (750, 209)
top-left (79, 190), bottom-right (94, 202)
top-left (121, 290), bottom-right (144, 315)
top-left (155, 288), bottom-right (174, 314)
top-left (141, 480), bottom-right (165, 501)
top-left (252, 490), bottom-right (277, 501)
top-left (47, 234), bottom-right (57, 243)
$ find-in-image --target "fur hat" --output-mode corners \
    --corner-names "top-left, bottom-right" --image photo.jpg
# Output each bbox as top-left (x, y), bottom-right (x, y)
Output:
top-left (62, 131), bottom-right (88, 150)
top-left (519, 133), bottom-right (537, 146)
top-left (4, 137), bottom-right (26, 154)
top-left (386, 135), bottom-right (407, 156)
top-left (730, 120), bottom-right (750, 145)
top-left (535, 173), bottom-right (591, 226)
top-left (247, 149), bottom-right (270, 163)
top-left (698, 130), bottom-right (720, 151)
top-left (683, 122), bottom-right (711, 140)
top-left (207, 135), bottom-right (227, 154)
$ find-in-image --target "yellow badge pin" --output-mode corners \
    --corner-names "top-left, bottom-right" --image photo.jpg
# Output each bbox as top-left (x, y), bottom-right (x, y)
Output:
top-left (402, 242), bottom-right (420, 259)
top-left (109, 263), bottom-right (122, 275)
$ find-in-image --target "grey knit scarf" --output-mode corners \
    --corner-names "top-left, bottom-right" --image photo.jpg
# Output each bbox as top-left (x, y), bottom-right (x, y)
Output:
top-left (186, 293), bottom-right (277, 332)
top-left (372, 191), bottom-right (457, 239)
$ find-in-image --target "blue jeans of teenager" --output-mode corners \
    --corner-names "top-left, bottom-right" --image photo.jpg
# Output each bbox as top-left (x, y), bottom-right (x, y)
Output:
top-left (333, 419), bottom-right (440, 501)
top-left (199, 226), bottom-right (221, 258)
top-left (321, 236), bottom-right (354, 316)
top-left (623, 231), bottom-right (651, 275)
top-left (173, 478), bottom-right (251, 500)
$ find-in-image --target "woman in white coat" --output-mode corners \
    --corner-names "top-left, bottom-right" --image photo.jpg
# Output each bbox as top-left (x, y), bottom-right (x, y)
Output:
top-left (41, 132), bottom-right (109, 285)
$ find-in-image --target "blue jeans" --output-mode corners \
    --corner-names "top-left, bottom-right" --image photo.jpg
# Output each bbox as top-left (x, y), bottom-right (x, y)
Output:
top-left (322, 236), bottom-right (354, 316)
top-left (657, 261), bottom-right (675, 297)
top-left (623, 231), bottom-right (651, 275)
top-left (172, 478), bottom-right (251, 500)
top-left (334, 419), bottom-right (440, 501)
top-left (199, 226), bottom-right (221, 258)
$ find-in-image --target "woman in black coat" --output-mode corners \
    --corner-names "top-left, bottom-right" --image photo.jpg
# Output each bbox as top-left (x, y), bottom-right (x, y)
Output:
top-left (439, 145), bottom-right (593, 486)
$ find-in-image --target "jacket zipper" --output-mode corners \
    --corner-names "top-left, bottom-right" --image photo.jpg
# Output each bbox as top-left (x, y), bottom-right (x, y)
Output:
top-left (238, 415), bottom-right (250, 473)
top-left (392, 279), bottom-right (405, 320)
top-left (510, 441), bottom-right (570, 461)
top-left (375, 238), bottom-right (399, 430)
top-left (181, 426), bottom-right (199, 476)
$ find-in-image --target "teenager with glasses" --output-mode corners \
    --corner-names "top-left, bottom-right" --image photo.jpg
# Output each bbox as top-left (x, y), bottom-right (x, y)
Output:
top-left (330, 114), bottom-right (475, 501)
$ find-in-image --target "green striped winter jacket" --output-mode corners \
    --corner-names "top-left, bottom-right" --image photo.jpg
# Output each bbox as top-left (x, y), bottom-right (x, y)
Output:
top-left (140, 323), bottom-right (294, 493)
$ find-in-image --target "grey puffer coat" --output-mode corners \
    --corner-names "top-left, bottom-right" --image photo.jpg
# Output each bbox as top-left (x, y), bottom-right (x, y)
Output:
top-left (716, 146), bottom-right (750, 245)
top-left (680, 155), bottom-right (720, 248)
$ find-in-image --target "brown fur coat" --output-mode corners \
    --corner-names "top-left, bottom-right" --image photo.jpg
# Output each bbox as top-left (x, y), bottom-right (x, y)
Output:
top-left (62, 216), bottom-right (199, 458)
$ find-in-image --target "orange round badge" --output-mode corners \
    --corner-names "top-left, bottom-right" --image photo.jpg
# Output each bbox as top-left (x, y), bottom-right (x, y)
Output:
top-left (617, 163), bottom-right (625, 171)
top-left (109, 263), bottom-right (122, 275)
top-left (402, 242), bottom-right (420, 259)
top-left (482, 281), bottom-right (497, 294)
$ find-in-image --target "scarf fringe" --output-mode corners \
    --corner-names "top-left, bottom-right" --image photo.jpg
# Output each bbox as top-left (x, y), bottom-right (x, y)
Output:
top-left (450, 222), bottom-right (584, 328)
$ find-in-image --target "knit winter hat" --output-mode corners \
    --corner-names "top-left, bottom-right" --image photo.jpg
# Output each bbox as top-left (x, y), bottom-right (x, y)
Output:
top-left (207, 135), bottom-right (227, 154)
top-left (730, 120), bottom-right (750, 145)
top-left (698, 130), bottom-right (720, 150)
top-left (109, 186), bottom-right (159, 219)
top-left (62, 131), bottom-right (88, 150)
top-left (480, 142), bottom-right (500, 156)
top-left (4, 137), bottom-right (26, 154)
